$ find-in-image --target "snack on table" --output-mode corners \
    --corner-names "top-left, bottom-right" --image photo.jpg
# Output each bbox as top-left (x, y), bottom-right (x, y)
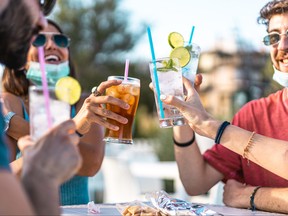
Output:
top-left (118, 201), bottom-right (168, 216)
top-left (146, 190), bottom-right (217, 216)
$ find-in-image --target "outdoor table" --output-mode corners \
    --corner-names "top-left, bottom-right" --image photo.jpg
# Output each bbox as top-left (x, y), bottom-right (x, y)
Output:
top-left (61, 203), bottom-right (286, 215)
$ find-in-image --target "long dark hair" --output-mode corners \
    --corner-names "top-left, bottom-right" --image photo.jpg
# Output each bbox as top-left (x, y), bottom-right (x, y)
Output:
top-left (2, 19), bottom-right (77, 97)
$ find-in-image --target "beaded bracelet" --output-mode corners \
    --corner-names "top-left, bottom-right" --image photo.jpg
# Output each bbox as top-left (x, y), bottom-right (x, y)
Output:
top-left (250, 186), bottom-right (262, 211)
top-left (173, 132), bottom-right (195, 147)
top-left (215, 121), bottom-right (230, 144)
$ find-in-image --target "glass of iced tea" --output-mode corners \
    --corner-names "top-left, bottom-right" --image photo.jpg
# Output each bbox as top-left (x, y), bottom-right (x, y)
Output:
top-left (104, 76), bottom-right (140, 144)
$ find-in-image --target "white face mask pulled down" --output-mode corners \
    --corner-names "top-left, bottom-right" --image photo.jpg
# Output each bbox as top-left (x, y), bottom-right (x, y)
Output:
top-left (273, 65), bottom-right (288, 88)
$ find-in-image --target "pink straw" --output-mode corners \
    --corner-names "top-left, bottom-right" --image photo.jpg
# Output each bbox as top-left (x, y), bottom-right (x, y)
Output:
top-left (124, 59), bottom-right (129, 82)
top-left (38, 47), bottom-right (52, 128)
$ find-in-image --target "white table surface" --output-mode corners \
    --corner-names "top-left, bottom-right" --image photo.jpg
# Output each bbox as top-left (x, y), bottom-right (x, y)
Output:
top-left (61, 203), bottom-right (286, 216)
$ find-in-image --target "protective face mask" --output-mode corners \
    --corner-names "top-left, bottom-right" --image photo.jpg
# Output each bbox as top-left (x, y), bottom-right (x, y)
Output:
top-left (272, 65), bottom-right (288, 88)
top-left (26, 61), bottom-right (70, 86)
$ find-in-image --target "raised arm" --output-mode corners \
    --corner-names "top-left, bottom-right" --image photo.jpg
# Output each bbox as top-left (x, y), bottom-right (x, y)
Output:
top-left (161, 78), bottom-right (288, 180)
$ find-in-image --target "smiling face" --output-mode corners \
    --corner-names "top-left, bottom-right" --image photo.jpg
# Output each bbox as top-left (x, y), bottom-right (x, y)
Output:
top-left (27, 23), bottom-right (69, 66)
top-left (269, 13), bottom-right (288, 72)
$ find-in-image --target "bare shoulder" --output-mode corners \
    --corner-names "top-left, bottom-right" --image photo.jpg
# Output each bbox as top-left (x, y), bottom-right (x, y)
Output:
top-left (1, 92), bottom-right (21, 100)
top-left (1, 92), bottom-right (24, 114)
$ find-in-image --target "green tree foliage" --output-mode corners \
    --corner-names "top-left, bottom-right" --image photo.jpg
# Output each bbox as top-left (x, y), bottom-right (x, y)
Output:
top-left (53, 0), bottom-right (146, 91)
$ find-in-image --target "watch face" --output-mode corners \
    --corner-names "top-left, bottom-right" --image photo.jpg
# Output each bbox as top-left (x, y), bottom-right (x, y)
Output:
top-left (4, 122), bottom-right (9, 131)
top-left (4, 121), bottom-right (8, 132)
top-left (4, 112), bottom-right (16, 132)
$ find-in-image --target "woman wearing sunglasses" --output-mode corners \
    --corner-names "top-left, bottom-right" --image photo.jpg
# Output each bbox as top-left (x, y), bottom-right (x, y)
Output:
top-left (1, 19), bottom-right (129, 205)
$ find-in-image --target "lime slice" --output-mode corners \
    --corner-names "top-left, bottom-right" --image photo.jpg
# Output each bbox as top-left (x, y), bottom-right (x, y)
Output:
top-left (170, 47), bottom-right (191, 67)
top-left (168, 32), bottom-right (184, 48)
top-left (55, 76), bottom-right (81, 105)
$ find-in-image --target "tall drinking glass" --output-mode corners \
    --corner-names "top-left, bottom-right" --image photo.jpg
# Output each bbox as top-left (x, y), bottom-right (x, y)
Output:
top-left (104, 76), bottom-right (140, 144)
top-left (182, 42), bottom-right (201, 84)
top-left (29, 86), bottom-right (70, 141)
top-left (149, 57), bottom-right (186, 128)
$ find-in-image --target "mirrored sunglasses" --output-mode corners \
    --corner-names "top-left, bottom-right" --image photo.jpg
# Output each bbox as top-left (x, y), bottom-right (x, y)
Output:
top-left (32, 33), bottom-right (70, 48)
top-left (263, 30), bottom-right (288, 46)
top-left (39, 0), bottom-right (56, 16)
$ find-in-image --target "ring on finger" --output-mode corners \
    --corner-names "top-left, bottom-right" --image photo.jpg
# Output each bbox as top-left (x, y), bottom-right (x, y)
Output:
top-left (91, 86), bottom-right (102, 97)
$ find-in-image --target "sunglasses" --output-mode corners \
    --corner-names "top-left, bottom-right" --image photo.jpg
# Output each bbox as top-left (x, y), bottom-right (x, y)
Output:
top-left (32, 33), bottom-right (70, 48)
top-left (263, 30), bottom-right (288, 46)
top-left (39, 0), bottom-right (56, 16)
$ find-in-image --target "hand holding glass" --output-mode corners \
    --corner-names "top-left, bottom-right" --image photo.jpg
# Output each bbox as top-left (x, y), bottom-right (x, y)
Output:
top-left (104, 76), bottom-right (140, 144)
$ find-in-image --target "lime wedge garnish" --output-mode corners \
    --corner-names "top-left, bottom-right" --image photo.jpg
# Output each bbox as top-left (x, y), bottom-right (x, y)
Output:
top-left (170, 47), bottom-right (191, 67)
top-left (168, 32), bottom-right (184, 48)
top-left (55, 76), bottom-right (81, 105)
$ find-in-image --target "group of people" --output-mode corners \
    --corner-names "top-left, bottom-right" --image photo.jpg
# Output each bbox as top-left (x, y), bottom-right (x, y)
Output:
top-left (0, 0), bottom-right (130, 215)
top-left (1, 0), bottom-right (288, 215)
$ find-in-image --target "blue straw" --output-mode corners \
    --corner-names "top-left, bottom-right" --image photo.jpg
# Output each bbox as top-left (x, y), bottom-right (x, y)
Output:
top-left (147, 27), bottom-right (164, 118)
top-left (188, 26), bottom-right (195, 45)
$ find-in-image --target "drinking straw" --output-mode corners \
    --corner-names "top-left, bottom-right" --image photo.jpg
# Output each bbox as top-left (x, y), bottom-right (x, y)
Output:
top-left (38, 46), bottom-right (52, 128)
top-left (124, 59), bottom-right (129, 82)
top-left (188, 26), bottom-right (195, 45)
top-left (147, 27), bottom-right (164, 118)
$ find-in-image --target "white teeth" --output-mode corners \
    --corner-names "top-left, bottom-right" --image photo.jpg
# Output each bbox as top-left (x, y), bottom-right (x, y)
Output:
top-left (45, 55), bottom-right (59, 62)
top-left (283, 59), bottom-right (288, 64)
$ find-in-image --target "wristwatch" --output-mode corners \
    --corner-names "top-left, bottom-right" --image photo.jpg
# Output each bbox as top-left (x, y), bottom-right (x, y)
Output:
top-left (4, 112), bottom-right (16, 132)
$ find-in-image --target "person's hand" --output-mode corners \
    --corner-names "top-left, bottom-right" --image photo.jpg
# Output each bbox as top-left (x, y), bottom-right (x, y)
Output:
top-left (20, 120), bottom-right (82, 185)
top-left (193, 74), bottom-right (203, 92)
top-left (160, 78), bottom-right (214, 137)
top-left (223, 179), bottom-right (254, 209)
top-left (72, 79), bottom-right (129, 135)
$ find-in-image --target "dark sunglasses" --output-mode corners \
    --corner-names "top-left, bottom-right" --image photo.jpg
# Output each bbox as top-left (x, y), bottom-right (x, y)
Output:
top-left (263, 30), bottom-right (288, 46)
top-left (39, 0), bottom-right (56, 16)
top-left (32, 33), bottom-right (70, 48)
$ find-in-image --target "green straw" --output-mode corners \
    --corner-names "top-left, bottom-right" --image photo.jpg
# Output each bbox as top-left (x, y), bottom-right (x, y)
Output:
top-left (147, 27), bottom-right (164, 118)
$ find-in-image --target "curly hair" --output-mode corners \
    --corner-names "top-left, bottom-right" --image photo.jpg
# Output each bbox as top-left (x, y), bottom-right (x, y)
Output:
top-left (258, 0), bottom-right (288, 28)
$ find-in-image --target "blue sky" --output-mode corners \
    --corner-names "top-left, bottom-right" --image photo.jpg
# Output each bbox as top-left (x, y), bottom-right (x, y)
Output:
top-left (121, 0), bottom-right (271, 60)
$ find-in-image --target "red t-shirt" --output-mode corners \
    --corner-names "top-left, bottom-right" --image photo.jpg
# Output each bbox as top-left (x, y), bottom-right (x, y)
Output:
top-left (203, 88), bottom-right (288, 187)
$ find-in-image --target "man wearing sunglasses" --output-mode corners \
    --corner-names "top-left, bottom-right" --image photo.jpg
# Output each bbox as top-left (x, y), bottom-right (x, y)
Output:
top-left (171, 0), bottom-right (288, 214)
top-left (0, 1), bottom-right (82, 215)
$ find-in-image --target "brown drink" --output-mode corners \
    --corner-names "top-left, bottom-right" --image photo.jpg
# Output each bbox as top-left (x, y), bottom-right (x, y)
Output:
top-left (104, 76), bottom-right (140, 144)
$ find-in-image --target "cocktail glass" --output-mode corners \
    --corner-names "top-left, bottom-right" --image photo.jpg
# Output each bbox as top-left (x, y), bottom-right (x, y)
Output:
top-left (182, 42), bottom-right (201, 84)
top-left (149, 57), bottom-right (186, 128)
top-left (104, 76), bottom-right (140, 144)
top-left (29, 86), bottom-right (70, 141)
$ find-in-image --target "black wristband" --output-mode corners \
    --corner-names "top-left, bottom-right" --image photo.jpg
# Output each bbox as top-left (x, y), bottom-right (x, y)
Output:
top-left (215, 121), bottom-right (230, 144)
top-left (250, 186), bottom-right (261, 211)
top-left (173, 132), bottom-right (195, 147)
top-left (76, 130), bottom-right (83, 137)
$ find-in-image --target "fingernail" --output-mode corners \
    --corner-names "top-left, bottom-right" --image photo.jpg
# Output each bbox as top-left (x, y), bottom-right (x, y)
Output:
top-left (125, 104), bottom-right (130, 109)
top-left (160, 95), bottom-right (167, 100)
